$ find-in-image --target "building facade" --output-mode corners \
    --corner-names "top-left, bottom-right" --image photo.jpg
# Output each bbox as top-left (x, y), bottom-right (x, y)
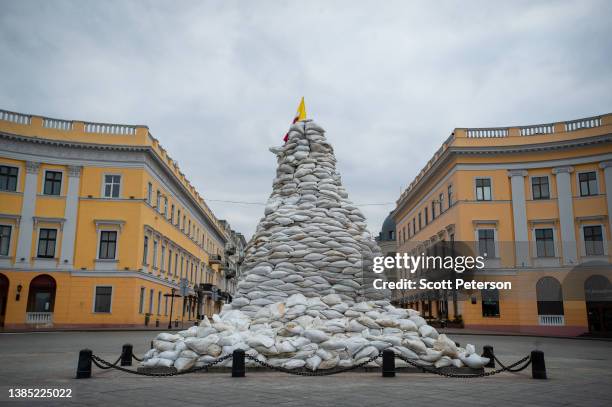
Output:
top-left (0, 108), bottom-right (242, 329)
top-left (393, 113), bottom-right (612, 336)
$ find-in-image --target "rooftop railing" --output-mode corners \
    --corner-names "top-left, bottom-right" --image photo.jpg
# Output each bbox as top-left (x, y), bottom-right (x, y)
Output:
top-left (84, 122), bottom-right (136, 135)
top-left (0, 109), bottom-right (31, 125)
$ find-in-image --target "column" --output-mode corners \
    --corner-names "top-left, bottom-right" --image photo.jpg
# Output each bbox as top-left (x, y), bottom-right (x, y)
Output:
top-left (553, 166), bottom-right (577, 264)
top-left (508, 170), bottom-right (529, 267)
top-left (600, 161), bottom-right (612, 236)
top-left (15, 161), bottom-right (39, 266)
top-left (60, 165), bottom-right (82, 267)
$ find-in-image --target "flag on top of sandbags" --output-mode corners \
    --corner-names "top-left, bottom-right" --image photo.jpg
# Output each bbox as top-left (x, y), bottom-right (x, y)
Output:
top-left (283, 97), bottom-right (307, 142)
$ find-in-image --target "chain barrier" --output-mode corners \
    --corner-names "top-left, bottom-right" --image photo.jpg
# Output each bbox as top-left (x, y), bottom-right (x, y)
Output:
top-left (90, 353), bottom-right (232, 377)
top-left (90, 356), bottom-right (122, 370)
top-left (131, 354), bottom-right (143, 362)
top-left (394, 353), bottom-right (532, 378)
top-left (244, 352), bottom-right (382, 376)
top-left (493, 355), bottom-right (532, 373)
top-left (88, 350), bottom-right (531, 378)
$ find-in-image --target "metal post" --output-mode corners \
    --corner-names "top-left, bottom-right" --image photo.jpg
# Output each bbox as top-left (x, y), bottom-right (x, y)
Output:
top-left (168, 288), bottom-right (175, 330)
top-left (232, 349), bottom-right (245, 377)
top-left (531, 350), bottom-right (547, 379)
top-left (150, 340), bottom-right (154, 349)
top-left (482, 345), bottom-right (495, 368)
top-left (76, 349), bottom-right (92, 379)
top-left (382, 349), bottom-right (395, 377)
top-left (121, 344), bottom-right (133, 366)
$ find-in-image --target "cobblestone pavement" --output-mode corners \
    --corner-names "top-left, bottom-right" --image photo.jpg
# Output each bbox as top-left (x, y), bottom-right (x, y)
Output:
top-left (0, 331), bottom-right (611, 406)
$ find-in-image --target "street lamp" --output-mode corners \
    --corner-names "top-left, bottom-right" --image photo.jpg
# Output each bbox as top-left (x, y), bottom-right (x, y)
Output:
top-left (164, 288), bottom-right (180, 330)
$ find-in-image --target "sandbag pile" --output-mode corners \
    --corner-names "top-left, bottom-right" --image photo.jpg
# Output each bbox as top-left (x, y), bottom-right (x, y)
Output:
top-left (141, 294), bottom-right (490, 371)
top-left (233, 119), bottom-right (388, 314)
top-left (141, 119), bottom-right (488, 371)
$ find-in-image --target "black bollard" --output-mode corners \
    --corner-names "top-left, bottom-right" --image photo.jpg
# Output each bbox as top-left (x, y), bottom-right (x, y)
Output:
top-left (232, 349), bottom-right (245, 377)
top-left (531, 350), bottom-right (547, 379)
top-left (382, 349), bottom-right (395, 378)
top-left (482, 345), bottom-right (495, 368)
top-left (455, 342), bottom-right (460, 348)
top-left (121, 344), bottom-right (133, 366)
top-left (150, 340), bottom-right (154, 349)
top-left (76, 349), bottom-right (92, 379)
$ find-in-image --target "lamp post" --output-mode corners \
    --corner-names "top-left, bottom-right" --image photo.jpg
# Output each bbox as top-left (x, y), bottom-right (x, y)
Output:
top-left (164, 288), bottom-right (179, 330)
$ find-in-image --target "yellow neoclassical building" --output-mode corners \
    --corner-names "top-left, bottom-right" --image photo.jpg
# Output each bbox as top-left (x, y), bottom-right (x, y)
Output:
top-left (0, 109), bottom-right (243, 330)
top-left (392, 113), bottom-right (612, 336)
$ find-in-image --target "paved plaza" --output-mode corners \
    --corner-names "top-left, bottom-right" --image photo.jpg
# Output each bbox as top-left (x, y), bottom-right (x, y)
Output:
top-left (0, 330), bottom-right (611, 406)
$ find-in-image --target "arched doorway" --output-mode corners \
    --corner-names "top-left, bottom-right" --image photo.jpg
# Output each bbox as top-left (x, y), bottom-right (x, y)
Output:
top-left (536, 277), bottom-right (564, 326)
top-left (26, 274), bottom-right (56, 325)
top-left (0, 273), bottom-right (8, 327)
top-left (584, 275), bottom-right (612, 335)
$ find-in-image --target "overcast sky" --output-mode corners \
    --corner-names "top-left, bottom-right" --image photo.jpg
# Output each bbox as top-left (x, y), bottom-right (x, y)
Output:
top-left (1, 0), bottom-right (611, 238)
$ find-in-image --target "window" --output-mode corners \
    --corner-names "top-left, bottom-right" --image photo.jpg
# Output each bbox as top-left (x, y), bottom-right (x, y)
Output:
top-left (439, 193), bottom-right (444, 213)
top-left (98, 231), bottom-right (117, 259)
top-left (143, 236), bottom-right (149, 265)
top-left (180, 256), bottom-right (184, 279)
top-left (447, 184), bottom-right (453, 207)
top-left (177, 209), bottom-right (181, 227)
top-left (584, 225), bottom-right (604, 256)
top-left (174, 253), bottom-right (178, 276)
top-left (164, 197), bottom-right (168, 217)
top-left (418, 213), bottom-right (422, 230)
top-left (481, 289), bottom-right (500, 317)
top-left (536, 277), bottom-right (564, 316)
top-left (103, 175), bottom-right (121, 198)
top-left (147, 182), bottom-right (152, 203)
top-left (168, 249), bottom-right (173, 274)
top-left (43, 171), bottom-right (62, 195)
top-left (156, 190), bottom-right (161, 211)
top-left (148, 289), bottom-right (154, 314)
top-left (478, 229), bottom-right (495, 257)
top-left (0, 165), bottom-right (18, 191)
top-left (139, 287), bottom-right (145, 313)
top-left (0, 225), bottom-right (11, 256)
top-left (157, 291), bottom-right (162, 315)
top-left (37, 228), bottom-right (57, 258)
top-left (182, 216), bottom-right (186, 231)
top-left (431, 201), bottom-right (436, 220)
top-left (475, 178), bottom-right (492, 201)
top-left (579, 172), bottom-right (598, 197)
top-left (188, 219), bottom-right (191, 236)
top-left (171, 204), bottom-right (175, 223)
top-left (161, 244), bottom-right (166, 272)
top-left (152, 240), bottom-right (158, 268)
top-left (164, 295), bottom-right (168, 315)
top-left (94, 286), bottom-right (112, 313)
top-left (424, 207), bottom-right (429, 225)
top-left (535, 228), bottom-right (555, 257)
top-left (412, 218), bottom-right (416, 236)
top-left (532, 176), bottom-right (550, 200)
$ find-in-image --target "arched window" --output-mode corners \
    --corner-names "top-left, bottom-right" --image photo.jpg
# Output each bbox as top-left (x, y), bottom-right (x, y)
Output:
top-left (536, 277), bottom-right (564, 316)
top-left (27, 274), bottom-right (56, 313)
top-left (584, 275), bottom-right (612, 302)
top-left (481, 289), bottom-right (500, 317)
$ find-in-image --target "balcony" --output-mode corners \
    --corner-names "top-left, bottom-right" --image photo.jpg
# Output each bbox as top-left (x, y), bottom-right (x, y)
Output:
top-left (26, 312), bottom-right (53, 325)
top-left (209, 254), bottom-right (222, 265)
top-left (538, 315), bottom-right (565, 326)
top-left (199, 283), bottom-right (216, 293)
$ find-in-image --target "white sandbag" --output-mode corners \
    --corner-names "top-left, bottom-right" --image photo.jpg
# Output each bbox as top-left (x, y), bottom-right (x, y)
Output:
top-left (184, 335), bottom-right (220, 353)
top-left (174, 357), bottom-right (196, 372)
top-left (305, 355), bottom-right (322, 370)
top-left (434, 356), bottom-right (453, 368)
top-left (153, 340), bottom-right (176, 352)
top-left (409, 315), bottom-right (427, 328)
top-left (303, 329), bottom-right (329, 343)
top-left (247, 334), bottom-right (275, 349)
top-left (283, 359), bottom-right (306, 369)
top-left (433, 334), bottom-right (459, 358)
top-left (460, 353), bottom-right (490, 369)
top-left (158, 350), bottom-right (180, 361)
top-left (418, 325), bottom-right (439, 339)
top-left (156, 333), bottom-right (182, 342)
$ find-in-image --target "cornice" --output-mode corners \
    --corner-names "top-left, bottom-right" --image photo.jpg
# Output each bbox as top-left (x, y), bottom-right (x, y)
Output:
top-left (396, 134), bottom-right (612, 214)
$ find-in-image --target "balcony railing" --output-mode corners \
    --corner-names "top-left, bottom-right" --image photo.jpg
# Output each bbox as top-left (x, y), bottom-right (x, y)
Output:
top-left (209, 254), bottom-right (222, 265)
top-left (538, 315), bottom-right (565, 326)
top-left (43, 117), bottom-right (73, 131)
top-left (84, 122), bottom-right (136, 135)
top-left (565, 116), bottom-right (601, 132)
top-left (466, 128), bottom-right (509, 138)
top-left (25, 312), bottom-right (53, 324)
top-left (0, 109), bottom-right (31, 125)
top-left (520, 124), bottom-right (555, 136)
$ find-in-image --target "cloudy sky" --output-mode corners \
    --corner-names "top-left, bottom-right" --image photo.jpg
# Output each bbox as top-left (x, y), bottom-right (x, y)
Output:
top-left (1, 0), bottom-right (611, 238)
